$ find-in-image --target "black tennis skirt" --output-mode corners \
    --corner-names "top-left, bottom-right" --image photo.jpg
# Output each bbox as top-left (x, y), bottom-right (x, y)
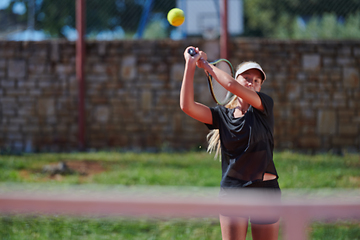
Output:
top-left (219, 178), bottom-right (281, 224)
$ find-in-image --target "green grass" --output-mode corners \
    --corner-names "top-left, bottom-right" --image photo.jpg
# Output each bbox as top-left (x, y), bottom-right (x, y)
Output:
top-left (0, 151), bottom-right (221, 186)
top-left (310, 221), bottom-right (360, 240)
top-left (0, 150), bottom-right (359, 239)
top-left (0, 215), bottom-right (222, 240)
top-left (275, 151), bottom-right (360, 189)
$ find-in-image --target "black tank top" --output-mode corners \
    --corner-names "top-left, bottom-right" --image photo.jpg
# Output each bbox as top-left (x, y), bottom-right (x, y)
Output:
top-left (206, 92), bottom-right (278, 188)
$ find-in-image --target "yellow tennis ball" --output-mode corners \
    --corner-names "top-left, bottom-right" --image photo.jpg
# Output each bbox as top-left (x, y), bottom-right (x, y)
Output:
top-left (167, 8), bottom-right (185, 27)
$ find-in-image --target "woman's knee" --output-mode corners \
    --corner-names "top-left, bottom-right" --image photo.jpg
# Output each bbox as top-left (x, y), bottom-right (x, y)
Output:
top-left (220, 215), bottom-right (249, 240)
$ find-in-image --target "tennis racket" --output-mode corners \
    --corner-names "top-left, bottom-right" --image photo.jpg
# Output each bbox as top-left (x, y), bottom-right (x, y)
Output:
top-left (188, 48), bottom-right (234, 105)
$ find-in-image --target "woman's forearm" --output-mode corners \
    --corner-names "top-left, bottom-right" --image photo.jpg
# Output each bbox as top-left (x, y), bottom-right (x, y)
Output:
top-left (180, 62), bottom-right (196, 112)
top-left (200, 59), bottom-right (263, 110)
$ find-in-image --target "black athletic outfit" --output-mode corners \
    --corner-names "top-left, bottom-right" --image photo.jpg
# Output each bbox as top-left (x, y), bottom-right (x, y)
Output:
top-left (206, 92), bottom-right (280, 224)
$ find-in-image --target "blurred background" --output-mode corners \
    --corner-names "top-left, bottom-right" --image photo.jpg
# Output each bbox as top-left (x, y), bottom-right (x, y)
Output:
top-left (1, 0), bottom-right (360, 41)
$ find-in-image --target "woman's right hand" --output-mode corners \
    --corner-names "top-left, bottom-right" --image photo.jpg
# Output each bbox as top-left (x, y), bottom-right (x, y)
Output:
top-left (191, 50), bottom-right (209, 71)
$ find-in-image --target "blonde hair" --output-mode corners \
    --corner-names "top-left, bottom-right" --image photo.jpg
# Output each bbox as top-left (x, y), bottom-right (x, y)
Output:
top-left (206, 61), bottom-right (262, 160)
top-left (206, 95), bottom-right (238, 159)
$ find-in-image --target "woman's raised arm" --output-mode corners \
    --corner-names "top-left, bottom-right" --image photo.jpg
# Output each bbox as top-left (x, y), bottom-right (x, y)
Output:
top-left (180, 47), bottom-right (213, 124)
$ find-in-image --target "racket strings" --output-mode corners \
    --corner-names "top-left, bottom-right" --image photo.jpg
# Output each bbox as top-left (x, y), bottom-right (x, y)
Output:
top-left (207, 59), bottom-right (234, 105)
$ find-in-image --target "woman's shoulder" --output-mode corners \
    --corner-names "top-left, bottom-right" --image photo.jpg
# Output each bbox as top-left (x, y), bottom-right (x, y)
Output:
top-left (211, 105), bottom-right (232, 114)
top-left (257, 91), bottom-right (273, 100)
top-left (256, 92), bottom-right (274, 105)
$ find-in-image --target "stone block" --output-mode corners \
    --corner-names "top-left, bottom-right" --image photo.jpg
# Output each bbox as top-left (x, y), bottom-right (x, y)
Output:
top-left (170, 63), bottom-right (184, 82)
top-left (18, 80), bottom-right (36, 88)
top-left (296, 72), bottom-right (307, 81)
top-left (1, 80), bottom-right (16, 88)
top-left (28, 62), bottom-right (49, 74)
top-left (141, 90), bottom-right (152, 111)
top-left (2, 109), bottom-right (16, 116)
top-left (354, 47), bottom-right (360, 56)
top-left (22, 125), bottom-right (40, 132)
top-left (92, 64), bottom-right (107, 74)
top-left (318, 46), bottom-right (336, 55)
top-left (7, 133), bottom-right (22, 140)
top-left (37, 98), bottom-right (55, 117)
top-left (338, 46), bottom-right (352, 55)
top-left (138, 63), bottom-right (152, 74)
top-left (41, 126), bottom-right (54, 133)
top-left (1, 97), bottom-right (17, 105)
top-left (331, 99), bottom-right (346, 108)
top-left (17, 107), bottom-right (33, 116)
top-left (29, 89), bottom-right (42, 95)
top-left (332, 92), bottom-right (346, 109)
top-left (125, 124), bottom-right (140, 132)
top-left (336, 57), bottom-right (352, 66)
top-left (0, 59), bottom-right (6, 68)
top-left (172, 113), bottom-right (183, 132)
top-left (329, 71), bottom-right (342, 81)
top-left (203, 40), bottom-right (220, 60)
top-left (349, 100), bottom-right (360, 109)
top-left (51, 42), bottom-right (60, 61)
top-left (323, 57), bottom-right (335, 67)
top-left (332, 137), bottom-right (356, 147)
top-left (274, 72), bottom-right (287, 81)
top-left (343, 67), bottom-right (359, 88)
top-left (6, 89), bottom-right (27, 96)
top-left (67, 76), bottom-right (77, 95)
top-left (338, 125), bottom-right (358, 136)
top-left (94, 106), bottom-right (110, 123)
top-left (98, 43), bottom-right (107, 56)
top-left (338, 110), bottom-right (355, 119)
top-left (38, 81), bottom-right (53, 88)
top-left (298, 136), bottom-right (321, 148)
top-left (56, 64), bottom-right (74, 74)
top-left (317, 110), bottom-right (337, 134)
top-left (302, 54), bottom-right (320, 71)
top-left (8, 60), bottom-right (26, 78)
top-left (121, 55), bottom-right (137, 80)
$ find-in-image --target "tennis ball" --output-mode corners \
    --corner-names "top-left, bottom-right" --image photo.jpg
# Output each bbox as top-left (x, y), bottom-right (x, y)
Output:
top-left (167, 8), bottom-right (185, 27)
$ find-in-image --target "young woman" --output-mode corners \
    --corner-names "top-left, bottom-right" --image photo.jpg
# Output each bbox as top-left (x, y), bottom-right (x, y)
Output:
top-left (180, 47), bottom-right (280, 240)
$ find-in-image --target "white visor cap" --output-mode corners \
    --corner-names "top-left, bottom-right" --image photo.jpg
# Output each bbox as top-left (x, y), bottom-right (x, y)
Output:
top-left (235, 62), bottom-right (266, 81)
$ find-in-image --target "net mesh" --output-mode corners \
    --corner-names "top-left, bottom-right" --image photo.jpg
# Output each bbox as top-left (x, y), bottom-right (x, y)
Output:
top-left (1, 185), bottom-right (360, 240)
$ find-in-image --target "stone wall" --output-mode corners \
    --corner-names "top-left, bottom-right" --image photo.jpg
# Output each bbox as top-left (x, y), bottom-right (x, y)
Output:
top-left (0, 39), bottom-right (359, 152)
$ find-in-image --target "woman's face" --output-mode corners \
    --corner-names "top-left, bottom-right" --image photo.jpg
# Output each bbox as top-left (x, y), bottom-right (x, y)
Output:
top-left (236, 69), bottom-right (263, 92)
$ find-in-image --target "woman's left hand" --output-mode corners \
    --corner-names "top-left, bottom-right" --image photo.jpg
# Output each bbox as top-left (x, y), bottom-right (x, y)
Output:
top-left (196, 51), bottom-right (208, 69)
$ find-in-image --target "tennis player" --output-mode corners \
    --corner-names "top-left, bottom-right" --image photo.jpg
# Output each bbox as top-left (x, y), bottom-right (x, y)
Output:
top-left (180, 47), bottom-right (280, 240)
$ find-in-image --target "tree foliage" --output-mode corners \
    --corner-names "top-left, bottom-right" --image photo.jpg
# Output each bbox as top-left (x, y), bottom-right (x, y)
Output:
top-left (5, 0), bottom-right (360, 39)
top-left (244, 0), bottom-right (360, 39)
top-left (289, 12), bottom-right (360, 40)
top-left (6, 0), bottom-right (175, 38)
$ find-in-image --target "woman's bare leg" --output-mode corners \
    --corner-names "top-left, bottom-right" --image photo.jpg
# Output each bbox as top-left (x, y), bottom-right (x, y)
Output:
top-left (251, 220), bottom-right (280, 240)
top-left (219, 214), bottom-right (249, 240)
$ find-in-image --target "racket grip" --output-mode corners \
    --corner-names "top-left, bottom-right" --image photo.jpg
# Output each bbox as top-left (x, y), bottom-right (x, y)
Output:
top-left (188, 48), bottom-right (196, 56)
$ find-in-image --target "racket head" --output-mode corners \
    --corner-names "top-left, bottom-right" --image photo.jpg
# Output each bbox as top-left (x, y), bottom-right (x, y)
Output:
top-left (206, 59), bottom-right (235, 105)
